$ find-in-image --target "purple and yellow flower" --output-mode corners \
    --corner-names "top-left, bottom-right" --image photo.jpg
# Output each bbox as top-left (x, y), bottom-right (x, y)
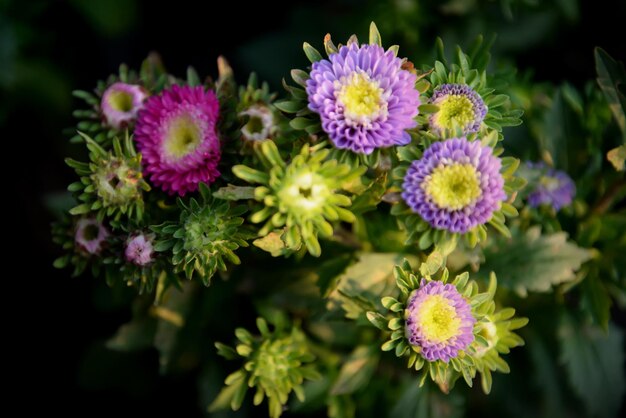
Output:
top-left (101, 82), bottom-right (148, 129)
top-left (401, 137), bottom-right (505, 234)
top-left (405, 279), bottom-right (475, 362)
top-left (134, 85), bottom-right (221, 196)
top-left (429, 83), bottom-right (486, 136)
top-left (526, 162), bottom-right (575, 210)
top-left (75, 218), bottom-right (109, 255)
top-left (125, 233), bottom-right (155, 266)
top-left (306, 43), bottom-right (420, 154)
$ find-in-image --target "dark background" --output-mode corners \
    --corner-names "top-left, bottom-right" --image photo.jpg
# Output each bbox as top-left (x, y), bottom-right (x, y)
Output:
top-left (3, 0), bottom-right (625, 415)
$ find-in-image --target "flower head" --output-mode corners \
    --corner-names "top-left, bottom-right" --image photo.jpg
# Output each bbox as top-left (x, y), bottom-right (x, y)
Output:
top-left (401, 137), bottom-right (505, 234)
top-left (212, 319), bottom-right (320, 418)
top-left (67, 133), bottom-right (149, 222)
top-left (240, 105), bottom-right (275, 141)
top-left (101, 82), bottom-right (148, 129)
top-left (152, 184), bottom-right (251, 285)
top-left (306, 43), bottom-right (420, 154)
top-left (75, 218), bottom-right (109, 255)
top-left (526, 162), bottom-right (575, 210)
top-left (125, 233), bottom-right (155, 266)
top-left (429, 83), bottom-right (486, 136)
top-left (134, 85), bottom-right (221, 196)
top-left (233, 141), bottom-right (365, 256)
top-left (406, 279), bottom-right (475, 362)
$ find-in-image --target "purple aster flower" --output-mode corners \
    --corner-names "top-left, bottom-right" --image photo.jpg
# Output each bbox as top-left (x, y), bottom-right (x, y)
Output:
top-left (401, 137), bottom-right (505, 234)
top-left (75, 218), bottom-right (109, 255)
top-left (429, 84), bottom-right (487, 135)
top-left (526, 162), bottom-right (575, 210)
top-left (405, 279), bottom-right (475, 362)
top-left (306, 43), bottom-right (420, 154)
top-left (134, 85), bottom-right (221, 196)
top-left (125, 233), bottom-right (155, 266)
top-left (101, 82), bottom-right (148, 129)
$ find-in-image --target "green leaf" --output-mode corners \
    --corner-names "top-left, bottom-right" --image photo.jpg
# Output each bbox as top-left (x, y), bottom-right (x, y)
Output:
top-left (106, 317), bottom-right (156, 351)
top-left (559, 313), bottom-right (625, 418)
top-left (186, 66), bottom-right (201, 86)
top-left (253, 231), bottom-right (288, 257)
top-left (291, 69), bottom-right (309, 87)
top-left (232, 165), bottom-right (269, 185)
top-left (607, 144), bottom-right (626, 171)
top-left (208, 378), bottom-right (245, 413)
top-left (418, 104), bottom-right (439, 114)
top-left (303, 42), bottom-right (323, 63)
top-left (327, 253), bottom-right (405, 319)
top-left (581, 274), bottom-right (612, 331)
top-left (479, 227), bottom-right (592, 297)
top-left (215, 342), bottom-right (238, 360)
top-left (69, 203), bottom-right (92, 215)
top-left (274, 100), bottom-right (302, 113)
top-left (528, 333), bottom-right (566, 418)
top-left (390, 380), bottom-right (465, 418)
top-left (419, 250), bottom-right (443, 276)
top-left (369, 22), bottom-right (382, 46)
top-left (540, 90), bottom-right (570, 170)
top-left (290, 117), bottom-right (317, 130)
top-left (330, 346), bottom-right (379, 395)
top-left (327, 395), bottom-right (356, 418)
top-left (316, 254), bottom-right (355, 297)
top-left (213, 185), bottom-right (256, 200)
top-left (595, 47), bottom-right (626, 140)
top-left (366, 311), bottom-right (387, 330)
top-left (153, 283), bottom-right (196, 373)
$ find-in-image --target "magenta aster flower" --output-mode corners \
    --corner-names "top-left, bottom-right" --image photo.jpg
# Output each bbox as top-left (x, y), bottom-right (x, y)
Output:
top-left (401, 137), bottom-right (505, 234)
top-left (526, 162), bottom-right (575, 210)
top-left (429, 84), bottom-right (487, 136)
top-left (75, 218), bottom-right (109, 255)
top-left (125, 233), bottom-right (155, 266)
top-left (306, 43), bottom-right (420, 154)
top-left (405, 279), bottom-right (475, 362)
top-left (134, 85), bottom-right (221, 196)
top-left (101, 82), bottom-right (148, 129)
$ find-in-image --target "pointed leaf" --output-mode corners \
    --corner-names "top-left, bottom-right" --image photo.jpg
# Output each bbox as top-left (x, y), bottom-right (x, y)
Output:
top-left (479, 227), bottom-right (592, 296)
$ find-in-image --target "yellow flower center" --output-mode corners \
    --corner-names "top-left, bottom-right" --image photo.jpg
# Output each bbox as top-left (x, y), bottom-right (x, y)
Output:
top-left (337, 72), bottom-right (387, 124)
top-left (416, 295), bottom-right (461, 343)
top-left (164, 114), bottom-right (202, 159)
top-left (433, 94), bottom-right (475, 130)
top-left (279, 171), bottom-right (330, 215)
top-left (107, 90), bottom-right (134, 112)
top-left (424, 163), bottom-right (482, 210)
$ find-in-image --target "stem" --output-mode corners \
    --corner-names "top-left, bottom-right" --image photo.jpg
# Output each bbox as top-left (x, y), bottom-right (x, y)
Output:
top-left (591, 179), bottom-right (626, 216)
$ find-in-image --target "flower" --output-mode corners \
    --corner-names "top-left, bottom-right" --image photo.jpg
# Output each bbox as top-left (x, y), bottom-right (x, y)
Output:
top-left (66, 133), bottom-right (150, 222)
top-left (212, 319), bottom-right (320, 418)
top-left (125, 233), bottom-right (155, 266)
top-left (151, 184), bottom-right (251, 285)
top-left (526, 162), bottom-right (575, 210)
top-left (134, 85), bottom-right (221, 196)
top-left (233, 141), bottom-right (365, 257)
top-left (369, 260), bottom-right (502, 392)
top-left (75, 218), bottom-right (109, 255)
top-left (429, 83), bottom-right (487, 136)
top-left (101, 82), bottom-right (148, 129)
top-left (401, 137), bottom-right (506, 234)
top-left (93, 157), bottom-right (143, 206)
top-left (405, 279), bottom-right (475, 362)
top-left (306, 43), bottom-right (420, 154)
top-left (240, 105), bottom-right (275, 141)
